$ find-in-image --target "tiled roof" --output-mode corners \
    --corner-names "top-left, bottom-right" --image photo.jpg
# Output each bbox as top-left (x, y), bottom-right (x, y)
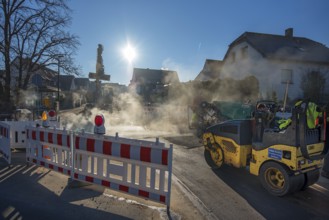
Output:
top-left (225, 30), bottom-right (329, 64)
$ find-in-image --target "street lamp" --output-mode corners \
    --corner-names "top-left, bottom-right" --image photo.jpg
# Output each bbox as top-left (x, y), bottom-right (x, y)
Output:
top-left (56, 55), bottom-right (64, 112)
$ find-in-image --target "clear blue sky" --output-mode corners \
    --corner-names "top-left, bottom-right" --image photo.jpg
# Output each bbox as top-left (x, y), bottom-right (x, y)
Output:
top-left (67, 0), bottom-right (329, 85)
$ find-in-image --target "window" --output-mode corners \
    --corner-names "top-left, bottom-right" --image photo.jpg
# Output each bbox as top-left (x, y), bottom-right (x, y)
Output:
top-left (241, 46), bottom-right (248, 59)
top-left (281, 69), bottom-right (293, 84)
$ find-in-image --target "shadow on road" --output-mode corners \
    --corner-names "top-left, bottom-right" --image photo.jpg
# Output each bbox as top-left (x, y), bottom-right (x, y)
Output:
top-left (164, 135), bottom-right (202, 149)
top-left (0, 151), bottom-right (131, 220)
top-left (211, 164), bottom-right (329, 220)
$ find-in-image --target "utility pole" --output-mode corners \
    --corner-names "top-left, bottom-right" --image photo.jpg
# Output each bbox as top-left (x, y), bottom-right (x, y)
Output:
top-left (56, 55), bottom-right (64, 112)
top-left (281, 69), bottom-right (292, 110)
top-left (89, 44), bottom-right (110, 105)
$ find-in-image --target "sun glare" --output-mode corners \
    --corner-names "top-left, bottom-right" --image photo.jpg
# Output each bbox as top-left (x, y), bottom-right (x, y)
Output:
top-left (122, 44), bottom-right (137, 63)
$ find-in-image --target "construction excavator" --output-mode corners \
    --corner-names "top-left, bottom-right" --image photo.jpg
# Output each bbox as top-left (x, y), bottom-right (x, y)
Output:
top-left (203, 99), bottom-right (328, 196)
top-left (188, 100), bottom-right (253, 137)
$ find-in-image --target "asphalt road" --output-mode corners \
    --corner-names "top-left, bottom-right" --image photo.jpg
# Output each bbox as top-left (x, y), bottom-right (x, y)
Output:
top-left (212, 164), bottom-right (329, 220)
top-left (163, 135), bottom-right (329, 220)
top-left (0, 150), bottom-right (205, 220)
top-left (164, 139), bottom-right (264, 220)
top-left (0, 151), bottom-right (130, 220)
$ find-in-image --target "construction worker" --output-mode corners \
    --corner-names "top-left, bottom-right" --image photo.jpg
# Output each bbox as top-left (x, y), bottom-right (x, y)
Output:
top-left (295, 100), bottom-right (321, 129)
top-left (256, 103), bottom-right (275, 128)
top-left (296, 100), bottom-right (329, 179)
top-left (272, 100), bottom-right (320, 132)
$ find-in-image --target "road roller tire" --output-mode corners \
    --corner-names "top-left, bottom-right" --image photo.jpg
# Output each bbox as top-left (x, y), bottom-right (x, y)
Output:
top-left (302, 169), bottom-right (320, 190)
top-left (289, 173), bottom-right (305, 193)
top-left (259, 161), bottom-right (294, 196)
top-left (204, 144), bottom-right (224, 169)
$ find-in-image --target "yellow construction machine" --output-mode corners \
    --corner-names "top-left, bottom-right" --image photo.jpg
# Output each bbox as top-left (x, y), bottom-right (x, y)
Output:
top-left (203, 100), bottom-right (328, 196)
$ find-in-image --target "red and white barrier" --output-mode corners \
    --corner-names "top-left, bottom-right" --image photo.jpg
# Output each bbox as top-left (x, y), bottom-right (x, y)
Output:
top-left (0, 121), bottom-right (36, 164)
top-left (26, 127), bottom-right (73, 177)
top-left (1, 121), bottom-right (33, 145)
top-left (73, 132), bottom-right (172, 206)
top-left (25, 125), bottom-right (173, 207)
top-left (0, 122), bottom-right (11, 164)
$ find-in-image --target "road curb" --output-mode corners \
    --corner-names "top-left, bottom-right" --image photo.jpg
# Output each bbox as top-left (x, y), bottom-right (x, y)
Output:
top-left (67, 178), bottom-right (93, 188)
top-left (172, 174), bottom-right (218, 220)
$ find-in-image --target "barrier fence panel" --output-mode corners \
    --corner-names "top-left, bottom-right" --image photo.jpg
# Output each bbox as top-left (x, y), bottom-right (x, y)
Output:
top-left (26, 126), bottom-right (73, 176)
top-left (73, 132), bottom-right (173, 207)
top-left (0, 121), bottom-right (34, 164)
top-left (0, 122), bottom-right (11, 164)
top-left (8, 121), bottom-right (33, 149)
top-left (25, 125), bottom-right (173, 207)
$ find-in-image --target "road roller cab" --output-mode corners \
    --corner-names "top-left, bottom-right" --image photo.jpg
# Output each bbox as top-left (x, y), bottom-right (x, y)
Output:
top-left (203, 99), bottom-right (328, 196)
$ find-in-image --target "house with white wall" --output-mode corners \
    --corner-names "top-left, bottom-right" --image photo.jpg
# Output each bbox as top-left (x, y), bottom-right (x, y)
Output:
top-left (197, 28), bottom-right (329, 102)
top-left (221, 28), bottom-right (329, 101)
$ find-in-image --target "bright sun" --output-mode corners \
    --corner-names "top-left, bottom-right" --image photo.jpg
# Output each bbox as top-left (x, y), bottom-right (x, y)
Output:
top-left (122, 44), bottom-right (137, 63)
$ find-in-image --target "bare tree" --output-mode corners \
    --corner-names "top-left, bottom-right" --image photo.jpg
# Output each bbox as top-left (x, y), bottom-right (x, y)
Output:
top-left (0, 0), bottom-right (80, 106)
top-left (300, 69), bottom-right (327, 103)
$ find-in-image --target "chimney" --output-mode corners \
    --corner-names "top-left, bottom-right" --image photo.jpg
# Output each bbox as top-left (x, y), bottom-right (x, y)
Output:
top-left (285, 28), bottom-right (293, 38)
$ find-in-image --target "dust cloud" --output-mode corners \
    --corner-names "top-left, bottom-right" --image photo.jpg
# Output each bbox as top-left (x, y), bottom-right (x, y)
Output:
top-left (59, 75), bottom-right (258, 137)
top-left (60, 92), bottom-right (188, 136)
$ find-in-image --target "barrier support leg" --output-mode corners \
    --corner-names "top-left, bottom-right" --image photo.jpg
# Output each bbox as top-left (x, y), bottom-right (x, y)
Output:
top-left (70, 132), bottom-right (74, 180)
top-left (167, 206), bottom-right (172, 220)
top-left (67, 131), bottom-right (92, 188)
top-left (166, 144), bottom-right (173, 220)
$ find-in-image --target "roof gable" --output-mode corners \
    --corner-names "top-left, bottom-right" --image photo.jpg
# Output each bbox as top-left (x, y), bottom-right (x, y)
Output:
top-left (11, 57), bottom-right (57, 78)
top-left (195, 59), bottom-right (223, 81)
top-left (74, 78), bottom-right (90, 87)
top-left (131, 68), bottom-right (180, 85)
top-left (225, 30), bottom-right (329, 64)
top-left (59, 75), bottom-right (75, 91)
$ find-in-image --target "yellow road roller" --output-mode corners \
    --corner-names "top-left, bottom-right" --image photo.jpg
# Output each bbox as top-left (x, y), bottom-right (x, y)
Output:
top-left (203, 100), bottom-right (328, 196)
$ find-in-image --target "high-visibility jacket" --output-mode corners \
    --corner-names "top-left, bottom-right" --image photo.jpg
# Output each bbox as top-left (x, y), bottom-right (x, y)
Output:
top-left (295, 101), bottom-right (320, 129)
top-left (306, 102), bottom-right (320, 129)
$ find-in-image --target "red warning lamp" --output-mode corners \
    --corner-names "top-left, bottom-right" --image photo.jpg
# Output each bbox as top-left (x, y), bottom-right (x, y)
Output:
top-left (94, 114), bottom-right (105, 134)
top-left (48, 110), bottom-right (57, 121)
top-left (95, 115), bottom-right (104, 126)
top-left (48, 110), bottom-right (56, 117)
